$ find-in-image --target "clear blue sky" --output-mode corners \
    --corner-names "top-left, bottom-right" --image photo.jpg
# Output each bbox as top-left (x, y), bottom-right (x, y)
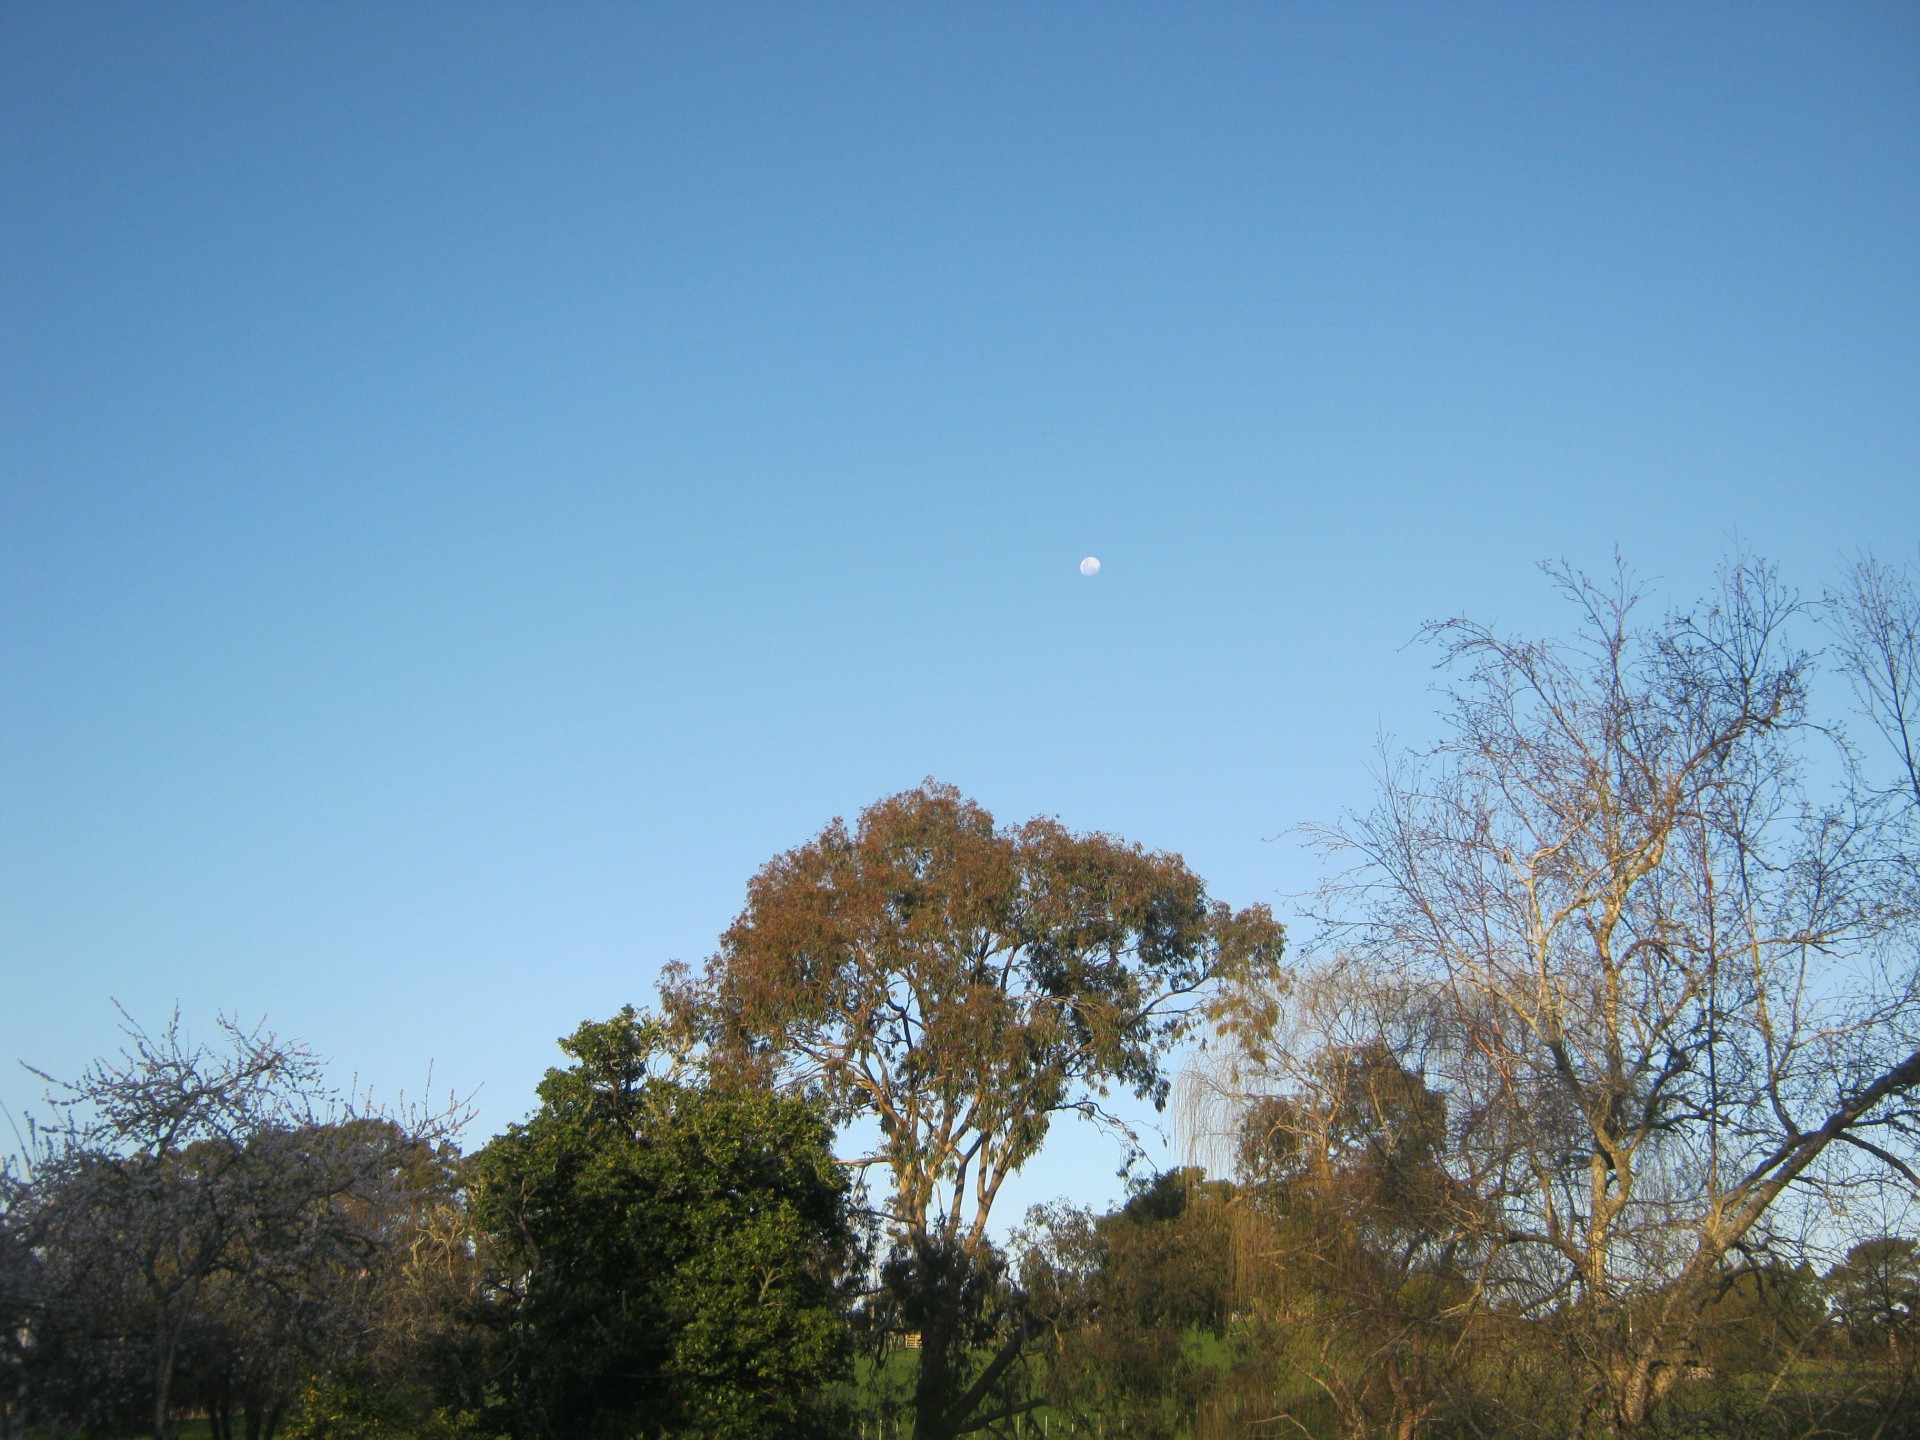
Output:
top-left (4, 3), bottom-right (1916, 1216)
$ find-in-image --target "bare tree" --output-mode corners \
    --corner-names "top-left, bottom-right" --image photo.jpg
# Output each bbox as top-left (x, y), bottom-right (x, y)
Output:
top-left (1831, 551), bottom-right (1920, 908)
top-left (20, 1009), bottom-right (463, 1440)
top-left (1294, 558), bottom-right (1920, 1437)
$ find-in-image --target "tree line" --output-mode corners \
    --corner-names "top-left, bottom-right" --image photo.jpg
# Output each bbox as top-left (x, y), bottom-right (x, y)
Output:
top-left (5, 554), bottom-right (1919, 1440)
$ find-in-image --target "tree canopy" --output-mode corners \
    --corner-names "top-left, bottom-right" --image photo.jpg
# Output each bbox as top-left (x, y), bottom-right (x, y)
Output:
top-left (10, 554), bottom-right (1920, 1440)
top-left (667, 780), bottom-right (1285, 1438)
top-left (470, 1008), bottom-right (856, 1440)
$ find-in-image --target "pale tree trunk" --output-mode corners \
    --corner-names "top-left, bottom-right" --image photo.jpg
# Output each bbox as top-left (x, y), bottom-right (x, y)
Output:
top-left (151, 1322), bottom-right (180, 1440)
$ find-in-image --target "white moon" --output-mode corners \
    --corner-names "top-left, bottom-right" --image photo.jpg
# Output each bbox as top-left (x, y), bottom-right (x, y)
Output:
top-left (1079, 556), bottom-right (1101, 576)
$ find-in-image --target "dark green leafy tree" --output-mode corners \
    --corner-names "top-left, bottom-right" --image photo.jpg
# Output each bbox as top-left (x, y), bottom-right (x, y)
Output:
top-left (470, 1008), bottom-right (855, 1440)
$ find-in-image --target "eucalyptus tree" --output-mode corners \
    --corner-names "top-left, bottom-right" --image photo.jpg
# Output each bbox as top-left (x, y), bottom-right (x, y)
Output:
top-left (667, 781), bottom-right (1285, 1440)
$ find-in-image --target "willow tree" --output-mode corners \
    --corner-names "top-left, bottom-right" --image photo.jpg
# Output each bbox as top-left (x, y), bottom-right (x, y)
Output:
top-left (666, 781), bottom-right (1284, 1440)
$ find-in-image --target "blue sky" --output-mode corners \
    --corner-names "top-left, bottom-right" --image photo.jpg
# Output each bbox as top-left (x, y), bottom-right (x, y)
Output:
top-left (4, 3), bottom-right (1916, 1217)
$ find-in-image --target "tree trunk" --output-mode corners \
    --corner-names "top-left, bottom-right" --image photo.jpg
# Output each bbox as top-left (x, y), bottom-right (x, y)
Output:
top-left (910, 1289), bottom-right (959, 1440)
top-left (151, 1324), bottom-right (180, 1440)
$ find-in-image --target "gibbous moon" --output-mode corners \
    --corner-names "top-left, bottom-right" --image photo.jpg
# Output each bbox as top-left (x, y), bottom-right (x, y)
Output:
top-left (1079, 556), bottom-right (1101, 576)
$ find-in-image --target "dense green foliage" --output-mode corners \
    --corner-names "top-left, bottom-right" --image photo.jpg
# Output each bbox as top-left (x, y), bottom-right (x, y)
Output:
top-left (469, 1009), bottom-right (856, 1440)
